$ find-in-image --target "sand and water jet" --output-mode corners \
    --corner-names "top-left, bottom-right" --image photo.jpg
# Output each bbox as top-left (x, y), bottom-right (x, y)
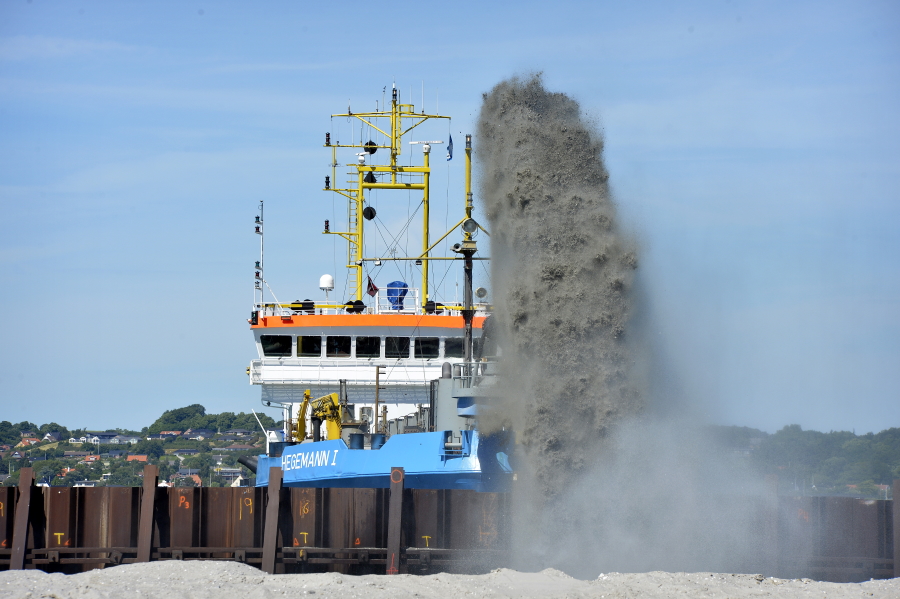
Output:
top-left (477, 74), bottom-right (641, 494)
top-left (476, 75), bottom-right (769, 577)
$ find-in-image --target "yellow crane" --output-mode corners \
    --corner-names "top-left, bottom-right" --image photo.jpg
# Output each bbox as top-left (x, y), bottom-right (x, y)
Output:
top-left (294, 390), bottom-right (343, 442)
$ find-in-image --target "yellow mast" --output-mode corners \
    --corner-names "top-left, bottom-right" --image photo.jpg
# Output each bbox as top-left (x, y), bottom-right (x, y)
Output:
top-left (422, 146), bottom-right (430, 305)
top-left (323, 86), bottom-right (480, 312)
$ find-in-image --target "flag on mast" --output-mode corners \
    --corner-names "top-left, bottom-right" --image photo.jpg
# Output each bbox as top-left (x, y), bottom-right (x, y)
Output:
top-left (366, 276), bottom-right (379, 297)
top-left (447, 135), bottom-right (453, 161)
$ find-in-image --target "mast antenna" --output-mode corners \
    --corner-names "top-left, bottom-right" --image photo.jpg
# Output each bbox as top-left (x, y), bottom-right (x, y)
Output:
top-left (254, 201), bottom-right (264, 308)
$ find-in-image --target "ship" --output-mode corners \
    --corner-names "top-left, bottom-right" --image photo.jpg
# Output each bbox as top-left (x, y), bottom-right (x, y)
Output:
top-left (241, 85), bottom-right (513, 492)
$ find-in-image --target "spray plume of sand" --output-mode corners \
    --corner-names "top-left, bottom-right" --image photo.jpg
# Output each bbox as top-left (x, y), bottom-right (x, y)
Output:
top-left (476, 75), bottom-right (775, 578)
top-left (476, 75), bottom-right (641, 496)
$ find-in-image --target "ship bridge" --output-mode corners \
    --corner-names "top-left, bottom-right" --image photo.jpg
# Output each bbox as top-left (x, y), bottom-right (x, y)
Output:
top-left (247, 85), bottom-right (489, 435)
top-left (249, 293), bottom-right (490, 405)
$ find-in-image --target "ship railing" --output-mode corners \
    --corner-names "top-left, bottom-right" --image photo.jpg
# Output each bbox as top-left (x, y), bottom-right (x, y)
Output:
top-left (252, 290), bottom-right (421, 317)
top-left (372, 288), bottom-right (420, 314)
top-left (248, 358), bottom-right (447, 385)
top-left (451, 360), bottom-right (498, 389)
top-left (254, 297), bottom-right (491, 317)
top-left (249, 359), bottom-right (263, 384)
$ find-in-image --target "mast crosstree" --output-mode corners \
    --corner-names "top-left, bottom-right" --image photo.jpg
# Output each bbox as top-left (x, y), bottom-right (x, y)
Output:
top-left (323, 86), bottom-right (478, 310)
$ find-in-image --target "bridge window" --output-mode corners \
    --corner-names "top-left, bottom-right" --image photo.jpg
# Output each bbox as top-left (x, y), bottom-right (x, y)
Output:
top-left (260, 335), bottom-right (292, 357)
top-left (385, 337), bottom-right (410, 359)
top-left (414, 337), bottom-right (440, 359)
top-left (298, 336), bottom-right (322, 357)
top-left (444, 337), bottom-right (464, 358)
top-left (326, 336), bottom-right (351, 358)
top-left (355, 336), bottom-right (381, 358)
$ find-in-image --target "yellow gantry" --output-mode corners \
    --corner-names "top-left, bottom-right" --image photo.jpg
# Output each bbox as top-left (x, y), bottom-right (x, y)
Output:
top-left (323, 87), bottom-right (474, 310)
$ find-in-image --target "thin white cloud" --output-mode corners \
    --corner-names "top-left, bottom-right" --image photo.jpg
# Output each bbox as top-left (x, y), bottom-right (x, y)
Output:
top-left (209, 61), bottom-right (348, 74)
top-left (206, 50), bottom-right (458, 75)
top-left (0, 146), bottom-right (314, 199)
top-left (0, 242), bottom-right (84, 265)
top-left (0, 35), bottom-right (138, 61)
top-left (603, 78), bottom-right (892, 153)
top-left (0, 76), bottom-right (308, 117)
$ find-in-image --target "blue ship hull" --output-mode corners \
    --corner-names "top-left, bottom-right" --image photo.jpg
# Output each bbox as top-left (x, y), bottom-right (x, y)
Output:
top-left (255, 430), bottom-right (512, 492)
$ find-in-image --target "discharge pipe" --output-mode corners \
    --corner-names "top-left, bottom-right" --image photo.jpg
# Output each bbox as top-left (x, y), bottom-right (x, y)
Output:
top-left (237, 455), bottom-right (258, 474)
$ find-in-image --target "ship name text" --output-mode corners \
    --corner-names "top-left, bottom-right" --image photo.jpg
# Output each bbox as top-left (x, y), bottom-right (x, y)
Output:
top-left (283, 449), bottom-right (340, 471)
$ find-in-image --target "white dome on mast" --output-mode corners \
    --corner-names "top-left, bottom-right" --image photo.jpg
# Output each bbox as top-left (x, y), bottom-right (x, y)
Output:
top-left (319, 274), bottom-right (334, 301)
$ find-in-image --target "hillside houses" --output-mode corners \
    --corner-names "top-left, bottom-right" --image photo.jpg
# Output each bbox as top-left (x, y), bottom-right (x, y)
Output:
top-left (112, 435), bottom-right (142, 444)
top-left (224, 429), bottom-right (254, 437)
top-left (172, 449), bottom-right (199, 457)
top-left (216, 467), bottom-right (243, 485)
top-left (1, 413), bottom-right (270, 489)
top-left (68, 432), bottom-right (141, 445)
top-left (68, 432), bottom-right (116, 444)
top-left (184, 429), bottom-right (216, 440)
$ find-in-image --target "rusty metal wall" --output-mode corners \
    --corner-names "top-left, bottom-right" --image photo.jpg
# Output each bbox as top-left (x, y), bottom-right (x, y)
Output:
top-left (776, 496), bottom-right (893, 581)
top-left (0, 468), bottom-right (894, 581)
top-left (1, 489), bottom-right (14, 568)
top-left (283, 487), bottom-right (321, 551)
top-left (0, 486), bottom-right (16, 554)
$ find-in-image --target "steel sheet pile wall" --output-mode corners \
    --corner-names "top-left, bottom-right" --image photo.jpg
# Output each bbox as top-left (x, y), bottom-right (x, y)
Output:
top-left (0, 487), bottom-right (18, 557)
top-left (0, 466), bottom-right (509, 575)
top-left (0, 469), bottom-right (894, 580)
top-left (776, 495), bottom-right (894, 581)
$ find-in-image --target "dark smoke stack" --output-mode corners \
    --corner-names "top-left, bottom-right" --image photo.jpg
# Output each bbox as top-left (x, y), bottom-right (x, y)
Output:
top-left (477, 74), bottom-right (641, 496)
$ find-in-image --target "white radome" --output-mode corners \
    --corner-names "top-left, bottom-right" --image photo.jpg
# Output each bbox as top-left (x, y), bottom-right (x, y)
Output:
top-left (319, 274), bottom-right (334, 291)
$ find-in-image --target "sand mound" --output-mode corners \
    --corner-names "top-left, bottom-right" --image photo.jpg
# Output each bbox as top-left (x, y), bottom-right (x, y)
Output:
top-left (2, 562), bottom-right (897, 599)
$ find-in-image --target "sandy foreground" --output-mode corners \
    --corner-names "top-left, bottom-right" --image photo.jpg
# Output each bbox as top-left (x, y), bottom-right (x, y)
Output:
top-left (1, 562), bottom-right (898, 599)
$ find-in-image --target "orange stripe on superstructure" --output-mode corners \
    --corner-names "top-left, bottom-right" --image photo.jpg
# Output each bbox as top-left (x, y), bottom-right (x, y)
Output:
top-left (251, 314), bottom-right (485, 329)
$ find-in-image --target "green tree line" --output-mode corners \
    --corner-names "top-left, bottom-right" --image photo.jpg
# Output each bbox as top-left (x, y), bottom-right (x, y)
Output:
top-left (146, 404), bottom-right (275, 434)
top-left (1, 404), bottom-right (273, 487)
top-left (712, 424), bottom-right (900, 497)
top-left (3, 409), bottom-right (899, 497)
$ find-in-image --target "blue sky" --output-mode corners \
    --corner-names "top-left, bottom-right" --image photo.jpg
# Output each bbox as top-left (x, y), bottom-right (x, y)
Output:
top-left (1, 1), bottom-right (897, 434)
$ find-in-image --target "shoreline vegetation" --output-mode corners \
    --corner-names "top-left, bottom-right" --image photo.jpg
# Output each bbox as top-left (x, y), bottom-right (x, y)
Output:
top-left (1, 404), bottom-right (275, 488)
top-left (0, 406), bottom-right (897, 498)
